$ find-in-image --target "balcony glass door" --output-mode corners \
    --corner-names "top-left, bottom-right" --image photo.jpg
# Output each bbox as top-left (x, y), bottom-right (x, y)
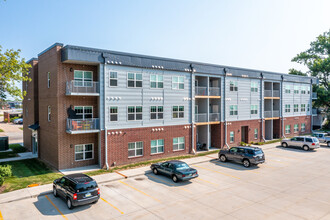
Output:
top-left (74, 70), bottom-right (93, 87)
top-left (74, 106), bottom-right (93, 119)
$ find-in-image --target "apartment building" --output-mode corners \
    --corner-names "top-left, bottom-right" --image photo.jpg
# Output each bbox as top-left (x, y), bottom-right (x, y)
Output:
top-left (23, 43), bottom-right (318, 170)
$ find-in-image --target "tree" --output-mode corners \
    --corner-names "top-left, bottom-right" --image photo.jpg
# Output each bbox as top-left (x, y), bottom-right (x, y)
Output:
top-left (0, 46), bottom-right (31, 100)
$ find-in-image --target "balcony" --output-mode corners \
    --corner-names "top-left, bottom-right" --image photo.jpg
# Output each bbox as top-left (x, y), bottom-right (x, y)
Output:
top-left (264, 110), bottom-right (280, 118)
top-left (264, 90), bottom-right (272, 97)
top-left (264, 90), bottom-right (280, 98)
top-left (195, 87), bottom-right (207, 96)
top-left (195, 87), bottom-right (221, 98)
top-left (209, 113), bottom-right (220, 122)
top-left (195, 113), bottom-right (207, 123)
top-left (264, 111), bottom-right (272, 118)
top-left (209, 87), bottom-right (220, 96)
top-left (66, 80), bottom-right (99, 96)
top-left (66, 118), bottom-right (100, 134)
top-left (273, 110), bottom-right (280, 117)
top-left (273, 90), bottom-right (280, 97)
top-left (312, 92), bottom-right (317, 99)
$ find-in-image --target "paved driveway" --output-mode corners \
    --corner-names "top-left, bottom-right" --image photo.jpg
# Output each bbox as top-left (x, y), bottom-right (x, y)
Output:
top-left (1, 145), bottom-right (330, 219)
top-left (0, 121), bottom-right (23, 144)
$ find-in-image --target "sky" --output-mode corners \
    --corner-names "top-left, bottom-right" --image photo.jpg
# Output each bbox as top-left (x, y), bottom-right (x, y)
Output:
top-left (0, 0), bottom-right (329, 78)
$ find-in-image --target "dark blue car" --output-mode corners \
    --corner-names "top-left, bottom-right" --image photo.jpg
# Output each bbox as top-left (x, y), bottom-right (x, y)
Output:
top-left (219, 146), bottom-right (265, 167)
top-left (150, 160), bottom-right (198, 182)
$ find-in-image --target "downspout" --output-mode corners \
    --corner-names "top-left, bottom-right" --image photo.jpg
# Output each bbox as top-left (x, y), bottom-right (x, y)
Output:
top-left (104, 61), bottom-right (109, 170)
top-left (281, 75), bottom-right (286, 138)
top-left (223, 68), bottom-right (229, 148)
top-left (310, 79), bottom-right (313, 133)
top-left (190, 64), bottom-right (196, 154)
top-left (260, 73), bottom-right (266, 142)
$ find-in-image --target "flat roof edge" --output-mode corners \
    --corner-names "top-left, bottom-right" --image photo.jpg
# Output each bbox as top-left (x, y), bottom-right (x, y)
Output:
top-left (26, 58), bottom-right (38, 64)
top-left (38, 43), bottom-right (64, 57)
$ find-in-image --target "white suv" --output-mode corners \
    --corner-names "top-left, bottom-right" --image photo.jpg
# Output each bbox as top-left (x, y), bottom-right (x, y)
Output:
top-left (281, 136), bottom-right (320, 151)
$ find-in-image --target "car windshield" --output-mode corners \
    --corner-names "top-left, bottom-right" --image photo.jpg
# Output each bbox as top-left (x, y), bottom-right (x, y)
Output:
top-left (312, 137), bottom-right (318, 142)
top-left (175, 163), bottom-right (189, 170)
top-left (253, 150), bottom-right (263, 155)
top-left (76, 182), bottom-right (97, 192)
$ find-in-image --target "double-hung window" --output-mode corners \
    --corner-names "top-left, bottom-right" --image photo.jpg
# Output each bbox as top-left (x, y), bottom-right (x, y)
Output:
top-left (150, 106), bottom-right (163, 120)
top-left (47, 72), bottom-right (51, 88)
top-left (294, 86), bottom-right (299, 94)
top-left (109, 72), bottom-right (118, 87)
top-left (301, 86), bottom-right (306, 94)
top-left (128, 73), bottom-right (142, 88)
top-left (251, 105), bottom-right (258, 114)
top-left (301, 123), bottom-right (306, 132)
top-left (285, 125), bottom-right (291, 134)
top-left (75, 144), bottom-right (93, 161)
top-left (307, 104), bottom-right (310, 112)
top-left (285, 104), bottom-right (290, 113)
top-left (128, 141), bottom-right (143, 157)
top-left (74, 70), bottom-right (93, 87)
top-left (230, 105), bottom-right (238, 115)
top-left (230, 81), bottom-right (238, 91)
top-left (285, 85), bottom-right (290, 93)
top-left (75, 106), bottom-right (93, 119)
top-left (294, 124), bottom-right (299, 133)
top-left (172, 106), bottom-right (184, 118)
top-left (301, 104), bottom-right (306, 112)
top-left (109, 106), bottom-right (118, 121)
top-left (151, 139), bottom-right (164, 154)
top-left (230, 131), bottom-right (234, 143)
top-left (254, 129), bottom-right (258, 139)
top-left (307, 87), bottom-right (310, 94)
top-left (173, 137), bottom-right (185, 151)
top-left (128, 106), bottom-right (142, 121)
top-left (251, 82), bottom-right (258, 92)
top-left (48, 106), bottom-right (51, 121)
top-left (172, 76), bottom-right (184, 89)
top-left (150, 75), bottom-right (163, 89)
top-left (294, 104), bottom-right (299, 112)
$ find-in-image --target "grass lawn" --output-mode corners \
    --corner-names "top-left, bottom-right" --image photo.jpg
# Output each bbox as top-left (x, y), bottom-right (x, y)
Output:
top-left (0, 159), bottom-right (62, 193)
top-left (0, 144), bottom-right (27, 159)
top-left (0, 129), bottom-right (4, 132)
top-left (19, 127), bottom-right (23, 130)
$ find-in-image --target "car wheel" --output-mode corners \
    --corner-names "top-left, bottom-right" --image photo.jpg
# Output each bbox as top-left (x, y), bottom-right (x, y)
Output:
top-left (67, 198), bottom-right (73, 209)
top-left (282, 142), bottom-right (288, 148)
top-left (327, 142), bottom-right (330, 147)
top-left (243, 159), bottom-right (250, 168)
top-left (53, 187), bottom-right (58, 197)
top-left (303, 145), bottom-right (309, 151)
top-left (153, 168), bottom-right (158, 175)
top-left (172, 175), bottom-right (178, 183)
top-left (219, 154), bottom-right (227, 162)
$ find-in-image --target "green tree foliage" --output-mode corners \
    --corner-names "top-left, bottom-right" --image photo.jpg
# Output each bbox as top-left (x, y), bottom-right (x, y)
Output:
top-left (0, 46), bottom-right (31, 100)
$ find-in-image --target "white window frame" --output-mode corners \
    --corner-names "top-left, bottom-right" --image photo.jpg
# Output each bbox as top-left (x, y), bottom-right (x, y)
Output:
top-left (294, 124), bottom-right (299, 133)
top-left (301, 104), bottom-right (306, 112)
top-left (150, 106), bottom-right (164, 120)
top-left (74, 106), bottom-right (93, 119)
top-left (301, 86), bottom-right (306, 94)
top-left (47, 105), bottom-right (51, 121)
top-left (307, 104), bottom-right (310, 112)
top-left (47, 72), bottom-right (51, 88)
top-left (150, 74), bottom-right (164, 89)
top-left (109, 71), bottom-right (118, 87)
top-left (230, 81), bottom-right (238, 92)
top-left (151, 139), bottom-right (164, 154)
top-left (294, 104), bottom-right (299, 113)
top-left (74, 70), bottom-right (93, 87)
top-left (294, 86), bottom-right (299, 94)
top-left (173, 137), bottom-right (185, 151)
top-left (251, 82), bottom-right (258, 92)
top-left (109, 106), bottom-right (118, 122)
top-left (230, 105), bottom-right (238, 115)
top-left (75, 143), bottom-right (94, 161)
top-left (285, 104), bottom-right (291, 113)
top-left (254, 129), bottom-right (258, 139)
top-left (127, 72), bottom-right (143, 88)
top-left (285, 125), bottom-right (291, 134)
top-left (251, 105), bottom-right (258, 115)
top-left (127, 106), bottom-right (143, 121)
top-left (307, 87), bottom-right (310, 94)
top-left (172, 106), bottom-right (184, 119)
top-left (230, 131), bottom-right (234, 143)
top-left (285, 85), bottom-right (290, 93)
top-left (128, 141), bottom-right (143, 158)
top-left (301, 123), bottom-right (306, 132)
top-left (172, 76), bottom-right (184, 90)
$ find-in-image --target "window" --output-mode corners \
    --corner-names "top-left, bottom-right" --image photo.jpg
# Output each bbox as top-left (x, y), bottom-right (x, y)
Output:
top-left (48, 106), bottom-right (51, 121)
top-left (285, 125), bottom-right (291, 134)
top-left (109, 72), bottom-right (117, 87)
top-left (75, 106), bottom-right (93, 119)
top-left (150, 106), bottom-right (163, 120)
top-left (128, 141), bottom-right (143, 157)
top-left (230, 81), bottom-right (238, 91)
top-left (173, 137), bottom-right (185, 151)
top-left (230, 105), bottom-right (238, 115)
top-left (151, 139), bottom-right (164, 154)
top-left (294, 124), bottom-right (299, 133)
top-left (301, 123), bottom-right (306, 132)
top-left (74, 70), bottom-right (93, 87)
top-left (301, 86), bottom-right (306, 94)
top-left (128, 106), bottom-right (142, 121)
top-left (285, 85), bottom-right (290, 93)
top-left (110, 106), bottom-right (118, 121)
top-left (172, 106), bottom-right (184, 118)
top-left (294, 104), bottom-right (299, 112)
top-left (301, 104), bottom-right (306, 112)
top-left (251, 105), bottom-right (258, 115)
top-left (254, 129), bottom-right (258, 139)
top-left (47, 72), bottom-right (51, 88)
top-left (230, 131), bottom-right (234, 143)
top-left (172, 76), bottom-right (184, 90)
top-left (251, 82), bottom-right (258, 92)
top-left (75, 144), bottom-right (93, 161)
top-left (150, 75), bottom-right (163, 89)
top-left (127, 73), bottom-right (142, 88)
top-left (307, 104), bottom-right (310, 112)
top-left (285, 104), bottom-right (291, 113)
top-left (294, 86), bottom-right (299, 94)
top-left (307, 87), bottom-right (310, 94)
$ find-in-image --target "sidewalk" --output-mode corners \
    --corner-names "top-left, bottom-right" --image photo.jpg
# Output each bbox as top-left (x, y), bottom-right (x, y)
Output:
top-left (0, 152), bottom-right (38, 163)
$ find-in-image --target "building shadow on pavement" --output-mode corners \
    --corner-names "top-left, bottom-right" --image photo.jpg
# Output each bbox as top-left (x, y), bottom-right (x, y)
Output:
top-left (275, 145), bottom-right (318, 153)
top-left (209, 159), bottom-right (260, 171)
top-left (144, 172), bottom-right (192, 187)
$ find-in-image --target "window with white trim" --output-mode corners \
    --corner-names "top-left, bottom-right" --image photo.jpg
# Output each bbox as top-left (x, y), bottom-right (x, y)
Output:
top-left (150, 106), bottom-right (163, 120)
top-left (251, 82), bottom-right (258, 92)
top-left (110, 106), bottom-right (118, 121)
top-left (151, 139), bottom-right (164, 154)
top-left (294, 86), bottom-right (299, 94)
top-left (128, 141), bottom-right (143, 157)
top-left (47, 72), bottom-right (51, 88)
top-left (74, 70), bottom-right (93, 87)
top-left (230, 131), bottom-right (234, 143)
top-left (230, 105), bottom-right (238, 115)
top-left (301, 86), bottom-right (306, 94)
top-left (127, 73), bottom-right (142, 88)
top-left (285, 104), bottom-right (290, 113)
top-left (307, 87), bottom-right (310, 94)
top-left (285, 125), bottom-right (291, 134)
top-left (75, 106), bottom-right (93, 119)
top-left (251, 105), bottom-right (258, 114)
top-left (173, 137), bottom-right (185, 151)
top-left (254, 129), bottom-right (258, 139)
top-left (172, 76), bottom-right (184, 89)
top-left (294, 104), bottom-right (299, 112)
top-left (307, 104), bottom-right (310, 112)
top-left (301, 123), bottom-right (306, 132)
top-left (230, 81), bottom-right (238, 91)
top-left (47, 106), bottom-right (51, 121)
top-left (294, 124), bottom-right (299, 133)
top-left (301, 104), bottom-right (306, 112)
top-left (128, 106), bottom-right (142, 121)
top-left (172, 106), bottom-right (184, 118)
top-left (285, 85), bottom-right (290, 93)
top-left (109, 72), bottom-right (117, 87)
top-left (75, 144), bottom-right (93, 161)
top-left (150, 75), bottom-right (163, 89)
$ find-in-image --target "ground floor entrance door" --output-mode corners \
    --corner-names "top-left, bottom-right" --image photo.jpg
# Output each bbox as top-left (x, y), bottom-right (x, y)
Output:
top-left (241, 126), bottom-right (248, 143)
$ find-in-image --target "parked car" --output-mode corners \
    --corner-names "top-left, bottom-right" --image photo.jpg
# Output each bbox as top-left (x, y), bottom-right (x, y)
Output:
top-left (53, 173), bottom-right (100, 209)
top-left (219, 146), bottom-right (265, 167)
top-left (150, 160), bottom-right (198, 182)
top-left (13, 118), bottom-right (23, 124)
top-left (312, 133), bottom-right (330, 147)
top-left (281, 136), bottom-right (320, 151)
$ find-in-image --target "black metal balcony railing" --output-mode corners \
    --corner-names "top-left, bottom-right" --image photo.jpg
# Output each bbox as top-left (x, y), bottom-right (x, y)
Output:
top-left (209, 113), bottom-right (220, 122)
top-left (264, 90), bottom-right (280, 97)
top-left (273, 90), bottom-right (280, 97)
top-left (209, 87), bottom-right (220, 96)
top-left (67, 118), bottom-right (100, 133)
top-left (195, 87), bottom-right (207, 96)
top-left (66, 80), bottom-right (99, 95)
top-left (264, 90), bottom-right (272, 97)
top-left (273, 110), bottom-right (280, 117)
top-left (264, 111), bottom-right (272, 118)
top-left (195, 113), bottom-right (207, 122)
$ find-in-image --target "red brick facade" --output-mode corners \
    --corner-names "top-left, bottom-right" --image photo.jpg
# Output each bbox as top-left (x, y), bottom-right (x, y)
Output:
top-left (283, 115), bottom-right (311, 137)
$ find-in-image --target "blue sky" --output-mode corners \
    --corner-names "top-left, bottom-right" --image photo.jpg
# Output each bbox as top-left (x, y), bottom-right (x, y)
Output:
top-left (1, 0), bottom-right (329, 74)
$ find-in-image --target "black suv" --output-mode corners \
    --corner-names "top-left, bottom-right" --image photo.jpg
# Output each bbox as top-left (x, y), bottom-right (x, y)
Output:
top-left (53, 173), bottom-right (100, 209)
top-left (218, 146), bottom-right (265, 167)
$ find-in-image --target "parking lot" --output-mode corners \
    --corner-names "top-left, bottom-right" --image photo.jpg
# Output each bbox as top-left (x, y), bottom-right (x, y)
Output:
top-left (1, 144), bottom-right (330, 219)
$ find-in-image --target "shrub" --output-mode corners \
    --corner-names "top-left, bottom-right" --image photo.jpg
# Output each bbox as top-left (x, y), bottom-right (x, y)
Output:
top-left (0, 177), bottom-right (3, 186)
top-left (10, 117), bottom-right (19, 122)
top-left (4, 118), bottom-right (8, 123)
top-left (0, 165), bottom-right (12, 178)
